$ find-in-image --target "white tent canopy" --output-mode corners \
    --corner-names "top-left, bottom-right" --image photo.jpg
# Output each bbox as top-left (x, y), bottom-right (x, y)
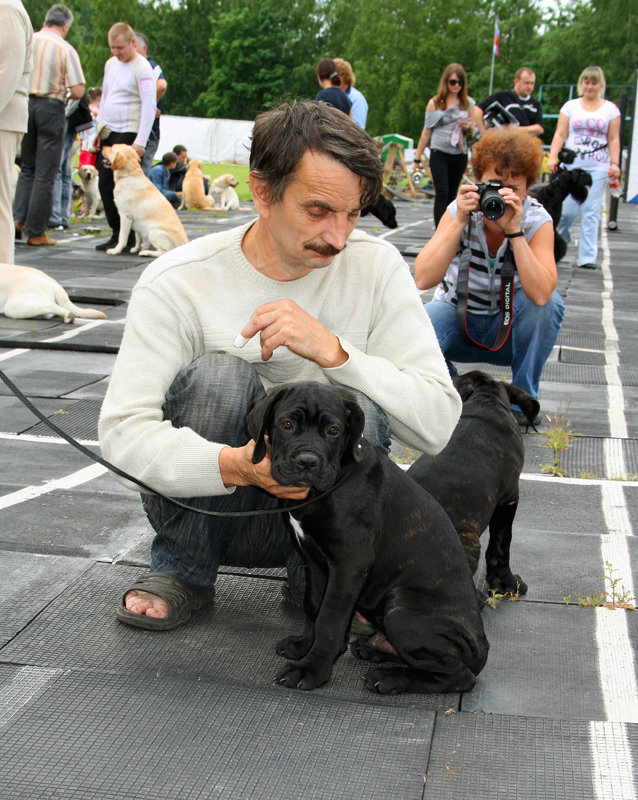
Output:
top-left (156, 116), bottom-right (254, 165)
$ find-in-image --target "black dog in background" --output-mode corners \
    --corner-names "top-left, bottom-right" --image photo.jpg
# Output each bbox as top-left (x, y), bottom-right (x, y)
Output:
top-left (362, 194), bottom-right (398, 228)
top-left (408, 371), bottom-right (539, 598)
top-left (529, 168), bottom-right (592, 262)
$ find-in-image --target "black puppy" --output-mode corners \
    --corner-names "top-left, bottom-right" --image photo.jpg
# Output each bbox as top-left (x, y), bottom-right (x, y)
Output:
top-left (362, 194), bottom-right (398, 228)
top-left (529, 168), bottom-right (592, 262)
top-left (247, 382), bottom-right (488, 695)
top-left (408, 370), bottom-right (539, 596)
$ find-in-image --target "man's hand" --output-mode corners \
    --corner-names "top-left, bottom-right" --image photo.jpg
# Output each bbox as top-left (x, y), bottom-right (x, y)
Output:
top-left (132, 144), bottom-right (145, 159)
top-left (219, 441), bottom-right (310, 499)
top-left (238, 299), bottom-right (348, 367)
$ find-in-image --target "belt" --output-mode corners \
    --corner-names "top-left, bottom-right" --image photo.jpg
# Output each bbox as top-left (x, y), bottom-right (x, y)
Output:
top-left (28, 94), bottom-right (64, 104)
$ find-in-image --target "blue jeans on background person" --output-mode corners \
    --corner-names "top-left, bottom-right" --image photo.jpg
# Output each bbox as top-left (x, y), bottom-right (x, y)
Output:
top-left (141, 354), bottom-right (392, 603)
top-left (424, 289), bottom-right (565, 400)
top-left (557, 169), bottom-right (607, 266)
top-left (49, 129), bottom-right (76, 228)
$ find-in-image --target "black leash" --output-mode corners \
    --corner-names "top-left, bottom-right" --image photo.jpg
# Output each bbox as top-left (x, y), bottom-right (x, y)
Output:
top-left (456, 215), bottom-right (516, 351)
top-left (0, 367), bottom-right (352, 518)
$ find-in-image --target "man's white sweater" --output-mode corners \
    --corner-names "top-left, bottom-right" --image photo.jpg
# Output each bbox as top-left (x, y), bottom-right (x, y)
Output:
top-left (99, 222), bottom-right (461, 497)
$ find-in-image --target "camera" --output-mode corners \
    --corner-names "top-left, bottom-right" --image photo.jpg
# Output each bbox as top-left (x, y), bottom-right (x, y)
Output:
top-left (476, 180), bottom-right (506, 220)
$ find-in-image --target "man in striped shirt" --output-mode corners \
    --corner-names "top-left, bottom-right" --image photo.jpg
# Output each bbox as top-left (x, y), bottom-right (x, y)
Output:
top-left (13, 3), bottom-right (84, 247)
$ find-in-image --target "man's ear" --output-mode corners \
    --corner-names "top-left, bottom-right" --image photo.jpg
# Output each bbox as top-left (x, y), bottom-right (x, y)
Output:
top-left (248, 172), bottom-right (272, 216)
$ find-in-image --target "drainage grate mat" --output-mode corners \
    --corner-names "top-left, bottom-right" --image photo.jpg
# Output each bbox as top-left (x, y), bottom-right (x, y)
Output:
top-left (25, 397), bottom-right (102, 440)
top-left (0, 670), bottom-right (434, 800)
top-left (0, 562), bottom-right (456, 710)
top-left (423, 713), bottom-right (638, 800)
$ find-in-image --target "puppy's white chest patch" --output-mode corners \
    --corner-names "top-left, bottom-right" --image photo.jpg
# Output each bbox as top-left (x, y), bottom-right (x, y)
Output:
top-left (288, 514), bottom-right (305, 545)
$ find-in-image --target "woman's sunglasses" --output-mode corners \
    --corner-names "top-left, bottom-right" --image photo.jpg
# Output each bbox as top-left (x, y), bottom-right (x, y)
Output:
top-left (448, 79), bottom-right (463, 86)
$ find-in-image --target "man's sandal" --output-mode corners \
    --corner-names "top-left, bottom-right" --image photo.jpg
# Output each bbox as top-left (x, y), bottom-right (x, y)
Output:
top-left (116, 572), bottom-right (216, 631)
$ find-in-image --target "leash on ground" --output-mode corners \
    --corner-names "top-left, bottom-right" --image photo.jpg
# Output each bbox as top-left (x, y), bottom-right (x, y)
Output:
top-left (0, 367), bottom-right (352, 518)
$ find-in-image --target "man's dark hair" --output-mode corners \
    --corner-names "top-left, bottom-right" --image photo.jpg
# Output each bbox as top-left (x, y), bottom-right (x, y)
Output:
top-left (161, 152), bottom-right (177, 167)
top-left (173, 144), bottom-right (187, 156)
top-left (249, 100), bottom-right (383, 207)
top-left (45, 3), bottom-right (73, 27)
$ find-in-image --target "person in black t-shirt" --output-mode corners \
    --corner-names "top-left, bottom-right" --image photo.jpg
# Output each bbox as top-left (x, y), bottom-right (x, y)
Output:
top-left (476, 67), bottom-right (543, 137)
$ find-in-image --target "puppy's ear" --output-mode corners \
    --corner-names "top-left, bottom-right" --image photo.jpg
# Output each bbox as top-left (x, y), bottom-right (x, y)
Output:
top-left (111, 151), bottom-right (124, 171)
top-left (505, 383), bottom-right (541, 424)
top-left (338, 393), bottom-right (366, 463)
top-left (246, 387), bottom-right (289, 463)
top-left (452, 371), bottom-right (479, 402)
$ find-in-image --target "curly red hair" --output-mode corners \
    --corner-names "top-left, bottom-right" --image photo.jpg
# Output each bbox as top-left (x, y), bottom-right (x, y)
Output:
top-left (471, 128), bottom-right (543, 187)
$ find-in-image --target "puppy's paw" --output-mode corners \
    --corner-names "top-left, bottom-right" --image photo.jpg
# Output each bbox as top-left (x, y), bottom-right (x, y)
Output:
top-left (106, 247), bottom-right (121, 255)
top-left (275, 661), bottom-right (331, 691)
top-left (487, 572), bottom-right (528, 596)
top-left (350, 634), bottom-right (402, 663)
top-left (275, 634), bottom-right (311, 660)
top-left (364, 667), bottom-right (409, 694)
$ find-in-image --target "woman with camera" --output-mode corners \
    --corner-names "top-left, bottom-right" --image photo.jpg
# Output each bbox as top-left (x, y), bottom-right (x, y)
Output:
top-left (547, 65), bottom-right (621, 270)
top-left (414, 127), bottom-right (564, 423)
top-left (413, 63), bottom-right (479, 227)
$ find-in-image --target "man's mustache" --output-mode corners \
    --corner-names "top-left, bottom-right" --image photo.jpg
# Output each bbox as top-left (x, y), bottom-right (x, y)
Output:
top-left (304, 242), bottom-right (346, 257)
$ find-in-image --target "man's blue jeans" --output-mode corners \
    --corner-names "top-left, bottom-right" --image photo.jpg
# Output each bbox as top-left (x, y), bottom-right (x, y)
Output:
top-left (141, 354), bottom-right (391, 600)
top-left (49, 129), bottom-right (76, 227)
top-left (557, 170), bottom-right (607, 266)
top-left (424, 290), bottom-right (564, 399)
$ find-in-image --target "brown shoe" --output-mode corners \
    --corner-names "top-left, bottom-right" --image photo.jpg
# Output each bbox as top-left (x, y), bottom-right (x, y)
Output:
top-left (14, 222), bottom-right (23, 240)
top-left (27, 235), bottom-right (57, 246)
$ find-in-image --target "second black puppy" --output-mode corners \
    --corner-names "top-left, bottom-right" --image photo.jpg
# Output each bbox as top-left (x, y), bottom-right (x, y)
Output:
top-left (408, 370), bottom-right (539, 596)
top-left (247, 382), bottom-right (488, 695)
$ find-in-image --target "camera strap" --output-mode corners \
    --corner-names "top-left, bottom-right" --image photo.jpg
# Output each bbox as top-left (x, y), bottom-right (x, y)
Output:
top-left (455, 216), bottom-right (516, 352)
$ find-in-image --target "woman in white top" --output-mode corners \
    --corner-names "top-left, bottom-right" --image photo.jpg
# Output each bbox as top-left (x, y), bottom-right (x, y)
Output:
top-left (413, 63), bottom-right (480, 227)
top-left (548, 65), bottom-right (621, 269)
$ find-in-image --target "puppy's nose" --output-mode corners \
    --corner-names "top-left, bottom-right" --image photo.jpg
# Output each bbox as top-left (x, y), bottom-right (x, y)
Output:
top-left (293, 452), bottom-right (321, 471)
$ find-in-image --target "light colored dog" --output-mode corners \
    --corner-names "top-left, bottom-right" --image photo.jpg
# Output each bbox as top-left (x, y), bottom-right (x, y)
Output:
top-left (0, 264), bottom-right (107, 323)
top-left (103, 144), bottom-right (188, 257)
top-left (77, 164), bottom-right (103, 217)
top-left (208, 173), bottom-right (240, 211)
top-left (181, 159), bottom-right (214, 210)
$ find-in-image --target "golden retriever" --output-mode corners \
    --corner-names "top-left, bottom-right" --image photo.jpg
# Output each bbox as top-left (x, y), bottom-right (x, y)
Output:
top-left (209, 173), bottom-right (240, 211)
top-left (77, 164), bottom-right (103, 217)
top-left (103, 144), bottom-right (188, 257)
top-left (0, 264), bottom-right (107, 323)
top-left (181, 159), bottom-right (215, 210)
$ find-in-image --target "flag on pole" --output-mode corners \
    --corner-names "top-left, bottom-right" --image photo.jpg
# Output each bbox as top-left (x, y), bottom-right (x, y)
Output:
top-left (493, 20), bottom-right (500, 57)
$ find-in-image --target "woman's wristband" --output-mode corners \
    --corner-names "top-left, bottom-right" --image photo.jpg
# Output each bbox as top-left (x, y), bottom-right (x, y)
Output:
top-left (504, 231), bottom-right (525, 239)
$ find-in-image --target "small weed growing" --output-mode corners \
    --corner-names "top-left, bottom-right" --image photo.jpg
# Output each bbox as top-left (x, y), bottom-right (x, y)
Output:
top-left (574, 562), bottom-right (635, 610)
top-left (486, 582), bottom-right (522, 609)
top-left (539, 404), bottom-right (573, 477)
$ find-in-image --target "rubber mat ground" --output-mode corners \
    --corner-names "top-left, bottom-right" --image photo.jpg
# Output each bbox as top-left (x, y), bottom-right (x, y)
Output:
top-left (1, 197), bottom-right (637, 799)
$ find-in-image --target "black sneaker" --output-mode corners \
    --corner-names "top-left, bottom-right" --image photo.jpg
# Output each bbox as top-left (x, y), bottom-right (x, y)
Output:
top-left (578, 262), bottom-right (597, 270)
top-left (95, 236), bottom-right (119, 251)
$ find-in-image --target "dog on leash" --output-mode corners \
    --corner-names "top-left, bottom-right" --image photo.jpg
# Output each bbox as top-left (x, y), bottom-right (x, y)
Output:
top-left (208, 173), bottom-right (240, 211)
top-left (103, 144), bottom-right (188, 257)
top-left (180, 159), bottom-right (215, 210)
top-left (0, 263), bottom-right (107, 323)
top-left (247, 382), bottom-right (488, 695)
top-left (408, 370), bottom-right (539, 597)
top-left (529, 168), bottom-right (592, 262)
top-left (77, 164), bottom-right (103, 218)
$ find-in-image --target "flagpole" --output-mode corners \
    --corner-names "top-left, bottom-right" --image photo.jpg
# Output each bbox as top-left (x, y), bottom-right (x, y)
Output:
top-left (489, 18), bottom-right (498, 94)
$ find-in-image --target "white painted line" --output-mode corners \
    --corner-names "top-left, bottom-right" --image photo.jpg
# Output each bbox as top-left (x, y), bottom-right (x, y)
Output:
top-left (0, 432), bottom-right (99, 446)
top-left (0, 348), bottom-right (28, 362)
top-left (0, 666), bottom-right (63, 728)
top-left (0, 463), bottom-right (107, 509)
top-left (589, 720), bottom-right (637, 797)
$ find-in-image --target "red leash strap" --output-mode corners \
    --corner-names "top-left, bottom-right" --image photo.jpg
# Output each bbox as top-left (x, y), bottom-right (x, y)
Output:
top-left (455, 216), bottom-right (516, 352)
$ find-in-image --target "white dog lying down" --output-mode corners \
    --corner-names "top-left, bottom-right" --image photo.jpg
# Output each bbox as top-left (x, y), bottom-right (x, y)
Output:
top-left (103, 144), bottom-right (188, 257)
top-left (77, 164), bottom-right (103, 217)
top-left (0, 264), bottom-right (107, 323)
top-left (208, 173), bottom-right (240, 211)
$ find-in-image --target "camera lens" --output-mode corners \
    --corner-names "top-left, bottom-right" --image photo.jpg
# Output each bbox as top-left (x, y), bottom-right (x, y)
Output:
top-left (481, 194), bottom-right (506, 220)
